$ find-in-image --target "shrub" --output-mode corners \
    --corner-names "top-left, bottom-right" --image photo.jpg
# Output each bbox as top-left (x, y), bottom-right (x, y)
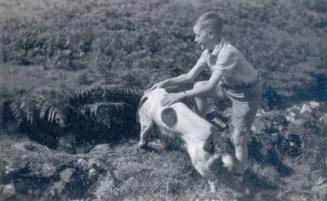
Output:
top-left (8, 83), bottom-right (142, 146)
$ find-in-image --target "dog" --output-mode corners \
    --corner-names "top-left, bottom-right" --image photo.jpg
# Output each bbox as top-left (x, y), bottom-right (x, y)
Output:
top-left (137, 88), bottom-right (234, 192)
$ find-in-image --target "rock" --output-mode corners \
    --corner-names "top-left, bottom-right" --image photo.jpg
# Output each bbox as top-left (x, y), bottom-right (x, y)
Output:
top-left (23, 141), bottom-right (34, 151)
top-left (300, 103), bottom-right (312, 114)
top-left (57, 133), bottom-right (76, 153)
top-left (300, 101), bottom-right (320, 114)
top-left (52, 181), bottom-right (65, 194)
top-left (276, 133), bottom-right (302, 157)
top-left (277, 191), bottom-right (311, 201)
top-left (0, 183), bottom-right (15, 201)
top-left (286, 115), bottom-right (305, 126)
top-left (77, 158), bottom-right (88, 170)
top-left (253, 112), bottom-right (288, 134)
top-left (319, 112), bottom-right (327, 123)
top-left (62, 50), bottom-right (72, 57)
top-left (60, 168), bottom-right (75, 183)
top-left (7, 69), bottom-right (16, 75)
top-left (88, 168), bottom-right (97, 178)
top-left (256, 108), bottom-right (267, 117)
top-left (319, 113), bottom-right (327, 133)
top-left (4, 165), bottom-right (18, 175)
top-left (309, 101), bottom-right (320, 108)
top-left (41, 163), bottom-right (57, 177)
top-left (286, 105), bottom-right (301, 113)
top-left (87, 158), bottom-right (108, 171)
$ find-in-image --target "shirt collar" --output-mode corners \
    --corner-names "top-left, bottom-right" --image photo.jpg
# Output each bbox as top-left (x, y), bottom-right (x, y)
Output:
top-left (208, 39), bottom-right (225, 56)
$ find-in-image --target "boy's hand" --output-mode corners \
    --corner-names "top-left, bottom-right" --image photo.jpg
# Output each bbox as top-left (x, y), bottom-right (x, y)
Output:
top-left (161, 92), bottom-right (186, 106)
top-left (150, 81), bottom-right (166, 90)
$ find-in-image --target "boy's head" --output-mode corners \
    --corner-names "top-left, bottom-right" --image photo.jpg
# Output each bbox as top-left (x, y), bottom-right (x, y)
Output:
top-left (193, 12), bottom-right (223, 50)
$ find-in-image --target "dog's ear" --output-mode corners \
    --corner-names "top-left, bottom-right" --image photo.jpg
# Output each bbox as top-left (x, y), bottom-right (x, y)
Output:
top-left (161, 107), bottom-right (177, 127)
top-left (139, 96), bottom-right (148, 109)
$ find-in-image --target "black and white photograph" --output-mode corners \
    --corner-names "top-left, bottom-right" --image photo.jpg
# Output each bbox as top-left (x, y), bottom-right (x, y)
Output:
top-left (0, 0), bottom-right (326, 200)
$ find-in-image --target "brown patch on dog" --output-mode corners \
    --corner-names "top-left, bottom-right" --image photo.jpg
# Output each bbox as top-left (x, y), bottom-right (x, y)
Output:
top-left (161, 107), bottom-right (177, 127)
top-left (138, 96), bottom-right (148, 110)
top-left (204, 133), bottom-right (215, 154)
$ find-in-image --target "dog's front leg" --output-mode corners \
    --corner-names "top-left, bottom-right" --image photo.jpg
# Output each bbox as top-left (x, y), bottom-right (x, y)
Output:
top-left (208, 180), bottom-right (217, 193)
top-left (138, 125), bottom-right (153, 148)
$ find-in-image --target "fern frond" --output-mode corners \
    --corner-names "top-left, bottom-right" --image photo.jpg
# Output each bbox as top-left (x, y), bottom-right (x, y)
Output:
top-left (39, 101), bottom-right (52, 119)
top-left (80, 102), bottom-right (131, 128)
top-left (9, 101), bottom-right (23, 127)
top-left (9, 87), bottom-right (72, 128)
top-left (71, 84), bottom-right (142, 107)
top-left (89, 102), bottom-right (128, 117)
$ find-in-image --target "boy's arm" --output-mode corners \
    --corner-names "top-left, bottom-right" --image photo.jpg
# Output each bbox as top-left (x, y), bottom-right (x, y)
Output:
top-left (163, 61), bottom-right (206, 86)
top-left (160, 71), bottom-right (222, 106)
top-left (183, 48), bottom-right (237, 97)
top-left (184, 71), bottom-right (223, 97)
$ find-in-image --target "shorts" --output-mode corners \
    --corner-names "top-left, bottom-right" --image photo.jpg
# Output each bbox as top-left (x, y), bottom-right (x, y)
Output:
top-left (217, 80), bottom-right (263, 132)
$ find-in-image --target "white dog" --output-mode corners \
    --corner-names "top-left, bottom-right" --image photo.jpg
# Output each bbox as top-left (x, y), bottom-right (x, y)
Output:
top-left (137, 88), bottom-right (234, 192)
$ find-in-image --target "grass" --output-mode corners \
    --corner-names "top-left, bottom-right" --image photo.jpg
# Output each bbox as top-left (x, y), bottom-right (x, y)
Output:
top-left (0, 0), bottom-right (326, 201)
top-left (1, 0), bottom-right (327, 103)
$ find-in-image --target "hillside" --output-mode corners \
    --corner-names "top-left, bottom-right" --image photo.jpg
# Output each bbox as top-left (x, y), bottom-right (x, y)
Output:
top-left (0, 0), bottom-right (326, 201)
top-left (1, 0), bottom-right (327, 105)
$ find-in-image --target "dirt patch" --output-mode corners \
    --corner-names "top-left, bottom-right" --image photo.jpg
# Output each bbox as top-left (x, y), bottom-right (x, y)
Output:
top-left (0, 0), bottom-right (66, 22)
top-left (0, 63), bottom-right (85, 97)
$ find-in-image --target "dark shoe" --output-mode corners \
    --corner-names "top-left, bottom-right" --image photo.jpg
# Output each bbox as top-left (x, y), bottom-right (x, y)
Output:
top-left (206, 111), bottom-right (228, 130)
top-left (232, 172), bottom-right (244, 183)
top-left (211, 117), bottom-right (227, 129)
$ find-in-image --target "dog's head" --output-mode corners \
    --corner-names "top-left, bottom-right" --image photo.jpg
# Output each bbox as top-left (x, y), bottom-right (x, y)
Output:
top-left (137, 94), bottom-right (153, 148)
top-left (137, 88), bottom-right (179, 148)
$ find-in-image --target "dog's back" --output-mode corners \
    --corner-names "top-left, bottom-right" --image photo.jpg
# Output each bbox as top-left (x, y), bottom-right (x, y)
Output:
top-left (139, 88), bottom-right (212, 139)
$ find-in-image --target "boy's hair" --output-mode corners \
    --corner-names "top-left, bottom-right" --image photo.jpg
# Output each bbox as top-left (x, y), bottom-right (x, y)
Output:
top-left (195, 12), bottom-right (223, 34)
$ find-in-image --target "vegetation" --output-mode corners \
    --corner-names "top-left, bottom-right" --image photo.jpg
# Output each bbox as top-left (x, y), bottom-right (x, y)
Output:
top-left (0, 0), bottom-right (326, 200)
top-left (8, 84), bottom-right (142, 147)
top-left (1, 0), bottom-right (326, 104)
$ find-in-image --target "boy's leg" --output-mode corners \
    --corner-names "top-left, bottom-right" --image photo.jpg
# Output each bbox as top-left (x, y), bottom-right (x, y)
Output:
top-left (193, 81), bottom-right (226, 117)
top-left (193, 81), bottom-right (212, 117)
top-left (194, 96), bottom-right (207, 117)
top-left (231, 128), bottom-right (249, 173)
top-left (228, 81), bottom-right (263, 174)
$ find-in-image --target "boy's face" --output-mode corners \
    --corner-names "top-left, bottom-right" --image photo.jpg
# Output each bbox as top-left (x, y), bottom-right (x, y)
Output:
top-left (193, 24), bottom-right (214, 50)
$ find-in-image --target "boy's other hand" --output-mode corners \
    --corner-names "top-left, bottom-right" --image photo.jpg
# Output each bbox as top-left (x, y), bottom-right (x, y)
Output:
top-left (161, 92), bottom-right (185, 106)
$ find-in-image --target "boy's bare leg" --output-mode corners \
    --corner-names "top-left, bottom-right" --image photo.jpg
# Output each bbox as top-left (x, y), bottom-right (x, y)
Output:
top-left (194, 96), bottom-right (208, 117)
top-left (193, 81), bottom-right (221, 117)
top-left (232, 128), bottom-right (249, 173)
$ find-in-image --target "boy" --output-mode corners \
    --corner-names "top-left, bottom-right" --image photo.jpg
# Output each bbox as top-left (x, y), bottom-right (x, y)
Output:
top-left (150, 12), bottom-right (262, 175)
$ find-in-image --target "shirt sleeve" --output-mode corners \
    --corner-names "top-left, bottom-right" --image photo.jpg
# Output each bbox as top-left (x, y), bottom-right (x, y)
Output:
top-left (212, 47), bottom-right (238, 77)
top-left (194, 50), bottom-right (208, 69)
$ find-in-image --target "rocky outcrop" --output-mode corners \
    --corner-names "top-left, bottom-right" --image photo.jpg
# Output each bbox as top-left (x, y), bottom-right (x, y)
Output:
top-left (0, 101), bottom-right (326, 201)
top-left (0, 132), bottom-right (116, 201)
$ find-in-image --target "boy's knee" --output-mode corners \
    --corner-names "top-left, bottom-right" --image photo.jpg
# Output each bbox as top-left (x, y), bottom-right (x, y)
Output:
top-left (231, 129), bottom-right (248, 146)
top-left (193, 81), bottom-right (207, 89)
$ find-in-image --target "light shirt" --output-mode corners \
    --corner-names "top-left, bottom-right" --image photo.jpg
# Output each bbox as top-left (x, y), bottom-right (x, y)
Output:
top-left (196, 41), bottom-right (258, 87)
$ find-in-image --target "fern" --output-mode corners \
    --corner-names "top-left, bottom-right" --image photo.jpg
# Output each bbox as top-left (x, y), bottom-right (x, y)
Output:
top-left (9, 87), bottom-right (72, 128)
top-left (80, 102), bottom-right (130, 128)
top-left (8, 83), bottom-right (143, 144)
top-left (9, 99), bottom-right (24, 127)
top-left (71, 84), bottom-right (142, 107)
